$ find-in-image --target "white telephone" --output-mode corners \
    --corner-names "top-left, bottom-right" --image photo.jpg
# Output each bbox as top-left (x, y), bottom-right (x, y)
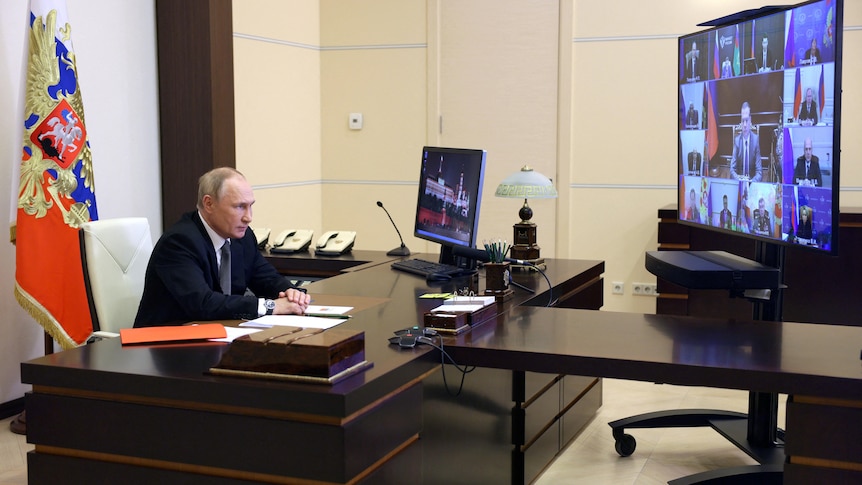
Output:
top-left (270, 229), bottom-right (314, 253)
top-left (314, 230), bottom-right (356, 255)
top-left (251, 227), bottom-right (271, 250)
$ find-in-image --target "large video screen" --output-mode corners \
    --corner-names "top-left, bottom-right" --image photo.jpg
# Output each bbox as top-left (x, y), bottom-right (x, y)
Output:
top-left (678, 0), bottom-right (842, 253)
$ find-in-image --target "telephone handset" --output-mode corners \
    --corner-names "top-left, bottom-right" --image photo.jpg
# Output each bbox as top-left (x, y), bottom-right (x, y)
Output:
top-left (251, 227), bottom-right (271, 250)
top-left (314, 230), bottom-right (356, 256)
top-left (270, 229), bottom-right (314, 253)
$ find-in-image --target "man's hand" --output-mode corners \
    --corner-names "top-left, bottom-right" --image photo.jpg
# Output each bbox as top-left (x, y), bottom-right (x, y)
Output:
top-left (274, 288), bottom-right (311, 314)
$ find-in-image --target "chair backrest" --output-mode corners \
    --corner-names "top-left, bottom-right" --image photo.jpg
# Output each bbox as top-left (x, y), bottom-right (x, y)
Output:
top-left (79, 217), bottom-right (153, 335)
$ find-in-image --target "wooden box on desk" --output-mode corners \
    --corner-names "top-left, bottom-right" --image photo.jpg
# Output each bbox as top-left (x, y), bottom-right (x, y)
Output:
top-left (423, 303), bottom-right (497, 331)
top-left (215, 326), bottom-right (365, 378)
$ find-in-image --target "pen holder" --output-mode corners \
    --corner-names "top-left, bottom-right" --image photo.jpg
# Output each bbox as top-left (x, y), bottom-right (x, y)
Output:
top-left (484, 262), bottom-right (510, 292)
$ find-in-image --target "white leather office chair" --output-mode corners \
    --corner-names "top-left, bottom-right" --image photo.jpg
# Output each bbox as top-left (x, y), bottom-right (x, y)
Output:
top-left (79, 217), bottom-right (153, 339)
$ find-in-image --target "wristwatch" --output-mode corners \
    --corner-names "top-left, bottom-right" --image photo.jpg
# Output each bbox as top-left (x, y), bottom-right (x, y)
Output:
top-left (264, 299), bottom-right (276, 315)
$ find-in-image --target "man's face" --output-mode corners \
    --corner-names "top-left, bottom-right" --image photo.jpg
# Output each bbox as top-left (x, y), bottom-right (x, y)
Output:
top-left (692, 42), bottom-right (697, 53)
top-left (741, 107), bottom-right (751, 136)
top-left (723, 197), bottom-right (728, 209)
top-left (762, 38), bottom-right (769, 51)
top-left (804, 140), bottom-right (813, 161)
top-left (203, 175), bottom-right (255, 239)
top-left (806, 89), bottom-right (814, 103)
top-left (759, 198), bottom-right (766, 210)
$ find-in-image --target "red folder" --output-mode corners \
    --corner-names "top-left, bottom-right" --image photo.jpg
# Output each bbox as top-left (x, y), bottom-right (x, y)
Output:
top-left (120, 323), bottom-right (227, 345)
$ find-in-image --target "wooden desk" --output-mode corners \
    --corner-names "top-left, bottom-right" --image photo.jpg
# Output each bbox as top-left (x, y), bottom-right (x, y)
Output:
top-left (442, 307), bottom-right (862, 483)
top-left (22, 256), bottom-right (605, 484)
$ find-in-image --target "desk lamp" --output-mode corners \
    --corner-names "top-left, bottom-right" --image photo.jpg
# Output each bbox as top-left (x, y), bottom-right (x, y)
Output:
top-left (494, 165), bottom-right (558, 260)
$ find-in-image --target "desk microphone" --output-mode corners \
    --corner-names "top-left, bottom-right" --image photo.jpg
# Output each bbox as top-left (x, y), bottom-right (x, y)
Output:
top-left (376, 201), bottom-right (411, 256)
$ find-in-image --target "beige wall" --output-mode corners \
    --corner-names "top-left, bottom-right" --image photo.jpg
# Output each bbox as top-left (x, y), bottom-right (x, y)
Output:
top-left (232, 0), bottom-right (862, 313)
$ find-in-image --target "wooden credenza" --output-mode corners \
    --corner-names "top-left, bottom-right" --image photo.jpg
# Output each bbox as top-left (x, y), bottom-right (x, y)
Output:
top-left (655, 204), bottom-right (862, 327)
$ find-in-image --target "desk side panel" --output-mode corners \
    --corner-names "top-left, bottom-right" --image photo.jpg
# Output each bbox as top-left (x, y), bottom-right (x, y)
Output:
top-left (26, 382), bottom-right (422, 483)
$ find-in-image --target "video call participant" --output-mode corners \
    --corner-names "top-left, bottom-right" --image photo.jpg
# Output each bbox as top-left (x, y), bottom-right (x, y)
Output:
top-left (753, 197), bottom-right (772, 237)
top-left (685, 41), bottom-right (700, 82)
top-left (756, 35), bottom-right (777, 72)
top-left (797, 88), bottom-right (819, 126)
top-left (686, 103), bottom-right (699, 128)
top-left (685, 188), bottom-right (701, 223)
top-left (794, 137), bottom-right (823, 187)
top-left (730, 102), bottom-right (762, 182)
top-left (721, 57), bottom-right (733, 78)
top-left (804, 38), bottom-right (821, 65)
top-left (719, 194), bottom-right (733, 229)
top-left (797, 206), bottom-right (813, 242)
top-left (134, 167), bottom-right (311, 327)
top-left (687, 148), bottom-right (702, 175)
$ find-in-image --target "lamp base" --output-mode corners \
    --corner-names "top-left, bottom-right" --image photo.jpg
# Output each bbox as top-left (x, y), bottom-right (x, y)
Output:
top-left (512, 221), bottom-right (540, 259)
top-left (511, 244), bottom-right (540, 260)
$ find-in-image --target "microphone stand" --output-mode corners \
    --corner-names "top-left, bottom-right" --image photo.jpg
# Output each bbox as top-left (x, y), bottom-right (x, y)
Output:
top-left (376, 201), bottom-right (411, 256)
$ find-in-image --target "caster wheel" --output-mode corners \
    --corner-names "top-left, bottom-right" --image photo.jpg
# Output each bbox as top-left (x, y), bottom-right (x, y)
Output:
top-left (615, 433), bottom-right (636, 457)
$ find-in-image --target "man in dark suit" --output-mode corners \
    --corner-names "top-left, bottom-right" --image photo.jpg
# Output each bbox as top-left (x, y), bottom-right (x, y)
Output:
top-left (687, 148), bottom-right (702, 175)
top-left (686, 103), bottom-right (699, 129)
top-left (755, 36), bottom-right (777, 72)
top-left (134, 167), bottom-right (310, 327)
top-left (719, 194), bottom-right (733, 229)
top-left (685, 41), bottom-right (701, 82)
top-left (793, 137), bottom-right (823, 187)
top-left (730, 102), bottom-right (762, 182)
top-left (797, 88), bottom-right (819, 125)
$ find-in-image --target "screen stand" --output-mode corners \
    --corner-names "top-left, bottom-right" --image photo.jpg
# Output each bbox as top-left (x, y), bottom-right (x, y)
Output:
top-left (439, 245), bottom-right (477, 272)
top-left (609, 243), bottom-right (785, 484)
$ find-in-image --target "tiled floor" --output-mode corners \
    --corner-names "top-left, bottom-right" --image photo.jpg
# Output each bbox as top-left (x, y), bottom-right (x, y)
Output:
top-left (0, 379), bottom-right (786, 484)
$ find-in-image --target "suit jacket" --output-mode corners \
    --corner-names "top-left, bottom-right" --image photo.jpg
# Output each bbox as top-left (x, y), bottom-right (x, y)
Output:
top-left (804, 47), bottom-right (821, 63)
top-left (134, 211), bottom-right (297, 327)
top-left (686, 108), bottom-right (699, 128)
top-left (794, 155), bottom-right (823, 187)
top-left (719, 208), bottom-right (733, 229)
top-left (685, 50), bottom-right (700, 81)
top-left (755, 48), bottom-right (777, 71)
top-left (798, 100), bottom-right (819, 124)
top-left (687, 151), bottom-right (702, 174)
top-left (730, 132), bottom-right (762, 182)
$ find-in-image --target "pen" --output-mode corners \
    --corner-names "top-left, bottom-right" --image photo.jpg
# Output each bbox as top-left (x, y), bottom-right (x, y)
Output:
top-left (303, 313), bottom-right (352, 319)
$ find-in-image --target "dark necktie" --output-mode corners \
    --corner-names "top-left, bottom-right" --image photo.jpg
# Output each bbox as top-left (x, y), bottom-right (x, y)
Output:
top-left (806, 162), bottom-right (810, 178)
top-left (219, 240), bottom-right (231, 295)
top-left (743, 139), bottom-right (749, 177)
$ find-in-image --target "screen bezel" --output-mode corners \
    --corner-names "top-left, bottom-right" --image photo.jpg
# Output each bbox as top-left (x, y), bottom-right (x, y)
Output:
top-left (413, 146), bottom-right (487, 259)
top-left (677, 0), bottom-right (842, 255)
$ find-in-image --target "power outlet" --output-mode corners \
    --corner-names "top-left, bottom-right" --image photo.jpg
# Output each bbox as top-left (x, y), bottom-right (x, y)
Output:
top-left (611, 281), bottom-right (624, 295)
top-left (632, 282), bottom-right (657, 296)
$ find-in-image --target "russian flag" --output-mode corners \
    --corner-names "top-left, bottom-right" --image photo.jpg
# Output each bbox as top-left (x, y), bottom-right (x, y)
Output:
top-left (706, 81), bottom-right (719, 160)
top-left (793, 68), bottom-right (802, 120)
top-left (713, 31), bottom-right (720, 80)
top-left (14, 0), bottom-right (99, 348)
top-left (785, 9), bottom-right (796, 68)
top-left (819, 65), bottom-right (825, 120)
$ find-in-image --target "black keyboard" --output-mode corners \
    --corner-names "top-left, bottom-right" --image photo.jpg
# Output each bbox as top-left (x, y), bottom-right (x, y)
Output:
top-left (391, 258), bottom-right (463, 278)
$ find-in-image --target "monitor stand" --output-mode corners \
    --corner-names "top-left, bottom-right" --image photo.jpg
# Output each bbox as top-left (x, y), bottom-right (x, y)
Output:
top-left (609, 244), bottom-right (785, 484)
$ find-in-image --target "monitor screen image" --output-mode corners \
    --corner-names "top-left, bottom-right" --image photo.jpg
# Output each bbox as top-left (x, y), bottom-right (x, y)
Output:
top-left (414, 146), bottom-right (486, 261)
top-left (678, 0), bottom-right (842, 254)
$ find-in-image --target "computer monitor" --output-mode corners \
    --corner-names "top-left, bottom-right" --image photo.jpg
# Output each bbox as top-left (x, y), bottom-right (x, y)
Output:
top-left (413, 146), bottom-right (486, 266)
top-left (678, 0), bottom-right (842, 254)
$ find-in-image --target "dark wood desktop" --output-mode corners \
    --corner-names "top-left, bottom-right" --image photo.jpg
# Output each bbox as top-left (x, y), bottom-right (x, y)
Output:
top-left (20, 251), bottom-right (862, 483)
top-left (21, 254), bottom-right (606, 485)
